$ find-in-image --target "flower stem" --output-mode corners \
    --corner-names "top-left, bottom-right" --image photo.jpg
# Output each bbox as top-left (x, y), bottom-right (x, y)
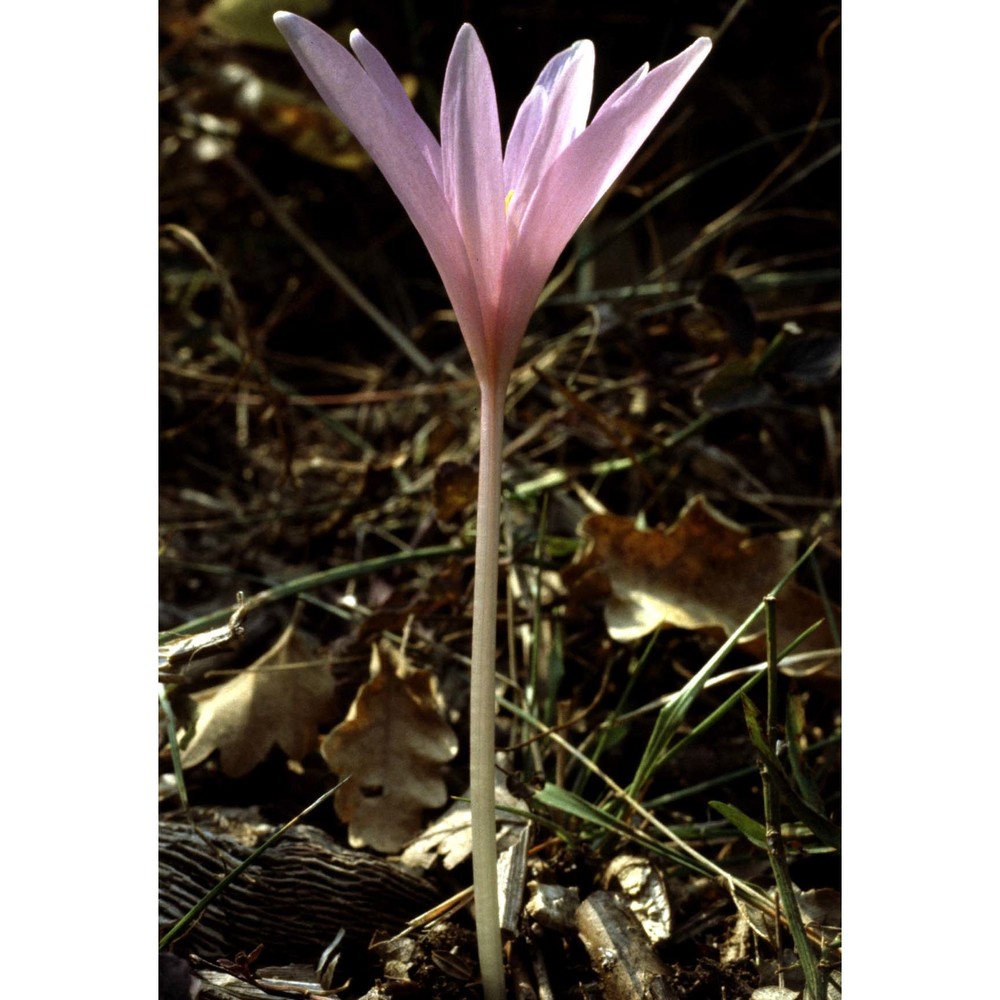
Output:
top-left (470, 380), bottom-right (505, 1000)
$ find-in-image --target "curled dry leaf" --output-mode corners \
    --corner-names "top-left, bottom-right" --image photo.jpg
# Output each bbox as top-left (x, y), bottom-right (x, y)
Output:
top-left (400, 767), bottom-right (522, 871)
top-left (322, 643), bottom-right (458, 853)
top-left (602, 855), bottom-right (672, 945)
top-left (568, 496), bottom-right (838, 665)
top-left (739, 883), bottom-right (841, 950)
top-left (179, 620), bottom-right (337, 778)
top-left (399, 797), bottom-right (473, 871)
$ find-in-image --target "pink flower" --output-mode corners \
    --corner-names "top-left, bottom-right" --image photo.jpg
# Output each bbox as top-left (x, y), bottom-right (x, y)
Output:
top-left (273, 19), bottom-right (710, 998)
top-left (273, 14), bottom-right (710, 392)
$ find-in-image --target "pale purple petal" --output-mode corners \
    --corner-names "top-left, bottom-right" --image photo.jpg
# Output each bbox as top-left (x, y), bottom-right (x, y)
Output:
top-left (503, 36), bottom-right (712, 336)
top-left (349, 29), bottom-right (443, 184)
top-left (591, 63), bottom-right (649, 121)
top-left (503, 85), bottom-right (545, 192)
top-left (441, 24), bottom-right (506, 318)
top-left (273, 13), bottom-right (488, 371)
top-left (504, 39), bottom-right (594, 208)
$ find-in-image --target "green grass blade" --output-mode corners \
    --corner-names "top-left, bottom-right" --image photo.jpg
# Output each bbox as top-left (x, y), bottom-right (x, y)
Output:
top-left (741, 695), bottom-right (841, 852)
top-left (158, 542), bottom-right (470, 642)
top-left (158, 683), bottom-right (190, 812)
top-left (758, 597), bottom-right (825, 1000)
top-left (786, 693), bottom-right (827, 814)
top-left (709, 801), bottom-right (767, 850)
top-left (628, 538), bottom-right (823, 800)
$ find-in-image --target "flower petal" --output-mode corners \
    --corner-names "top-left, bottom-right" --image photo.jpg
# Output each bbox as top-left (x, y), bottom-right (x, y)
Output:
top-left (503, 36), bottom-right (712, 339)
top-left (504, 39), bottom-right (594, 224)
top-left (591, 63), bottom-right (649, 121)
top-left (349, 29), bottom-right (443, 184)
top-left (273, 13), bottom-right (488, 371)
top-left (440, 24), bottom-right (506, 320)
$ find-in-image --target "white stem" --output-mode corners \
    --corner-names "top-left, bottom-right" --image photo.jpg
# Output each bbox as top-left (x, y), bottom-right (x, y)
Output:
top-left (470, 380), bottom-right (505, 1000)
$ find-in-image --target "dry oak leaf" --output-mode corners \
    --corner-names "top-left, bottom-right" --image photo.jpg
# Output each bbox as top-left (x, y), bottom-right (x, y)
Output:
top-left (400, 767), bottom-right (522, 871)
top-left (179, 621), bottom-right (337, 778)
top-left (322, 643), bottom-right (458, 853)
top-left (572, 495), bottom-right (838, 664)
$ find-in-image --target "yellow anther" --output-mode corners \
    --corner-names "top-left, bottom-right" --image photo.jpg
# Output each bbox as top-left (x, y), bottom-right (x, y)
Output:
top-left (505, 190), bottom-right (516, 214)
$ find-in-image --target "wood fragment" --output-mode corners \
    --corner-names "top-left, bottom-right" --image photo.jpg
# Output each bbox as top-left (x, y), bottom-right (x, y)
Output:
top-left (508, 940), bottom-right (539, 1000)
top-left (497, 819), bottom-right (531, 933)
top-left (576, 890), bottom-right (679, 1000)
top-left (159, 811), bottom-right (439, 963)
top-left (529, 939), bottom-right (556, 1000)
top-left (191, 964), bottom-right (329, 1000)
top-left (524, 882), bottom-right (580, 934)
top-left (159, 592), bottom-right (248, 674)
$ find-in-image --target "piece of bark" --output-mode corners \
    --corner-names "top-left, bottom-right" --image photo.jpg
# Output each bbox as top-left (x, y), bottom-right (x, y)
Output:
top-left (159, 812), bottom-right (439, 964)
top-left (576, 890), bottom-right (679, 1000)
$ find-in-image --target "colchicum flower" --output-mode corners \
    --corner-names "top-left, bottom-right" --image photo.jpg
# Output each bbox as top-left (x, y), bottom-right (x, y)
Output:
top-left (273, 13), bottom-right (710, 395)
top-left (273, 14), bottom-right (710, 1000)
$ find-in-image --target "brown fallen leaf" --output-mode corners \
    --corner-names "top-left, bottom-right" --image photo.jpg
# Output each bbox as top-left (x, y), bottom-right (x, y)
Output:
top-left (400, 767), bottom-right (523, 872)
top-left (432, 460), bottom-right (478, 525)
top-left (569, 496), bottom-right (838, 665)
top-left (179, 619), bottom-right (337, 777)
top-left (322, 643), bottom-right (458, 853)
